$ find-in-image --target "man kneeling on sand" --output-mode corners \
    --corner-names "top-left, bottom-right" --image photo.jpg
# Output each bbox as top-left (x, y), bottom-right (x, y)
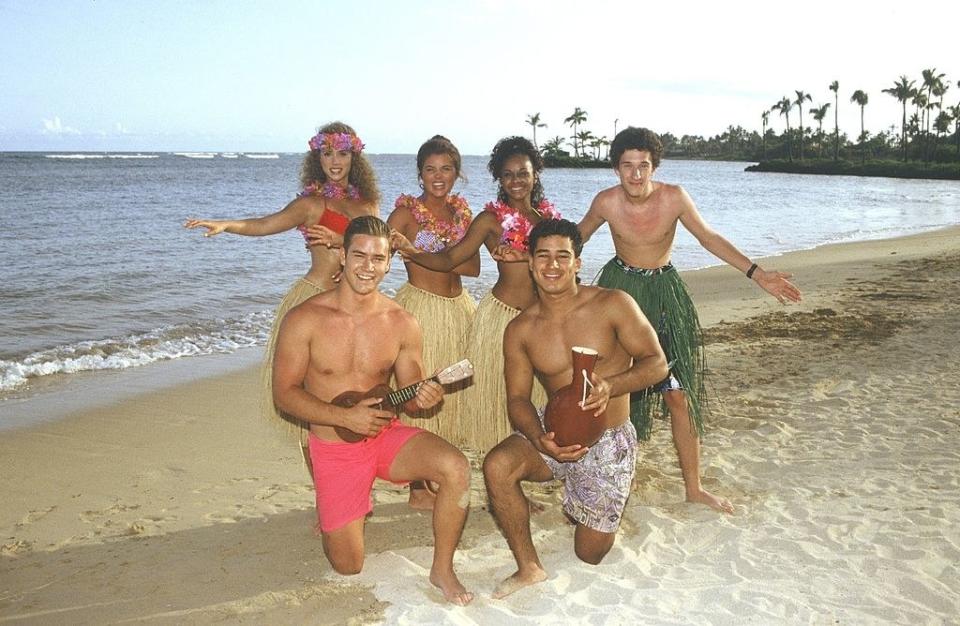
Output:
top-left (272, 216), bottom-right (473, 605)
top-left (483, 219), bottom-right (668, 598)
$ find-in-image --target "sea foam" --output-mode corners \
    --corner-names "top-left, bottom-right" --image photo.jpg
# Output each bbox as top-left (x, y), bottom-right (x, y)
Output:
top-left (0, 310), bottom-right (272, 392)
top-left (45, 153), bottom-right (160, 159)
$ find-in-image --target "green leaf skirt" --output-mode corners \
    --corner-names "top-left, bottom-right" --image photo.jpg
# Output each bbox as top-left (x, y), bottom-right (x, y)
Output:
top-left (596, 258), bottom-right (707, 440)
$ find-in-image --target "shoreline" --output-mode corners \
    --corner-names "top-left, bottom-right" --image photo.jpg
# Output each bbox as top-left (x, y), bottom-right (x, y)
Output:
top-left (3, 224), bottom-right (957, 431)
top-left (2, 226), bottom-right (959, 623)
top-left (746, 158), bottom-right (960, 180)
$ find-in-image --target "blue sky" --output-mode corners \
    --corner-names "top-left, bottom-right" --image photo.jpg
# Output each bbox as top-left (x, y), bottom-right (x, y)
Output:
top-left (2, 0), bottom-right (958, 154)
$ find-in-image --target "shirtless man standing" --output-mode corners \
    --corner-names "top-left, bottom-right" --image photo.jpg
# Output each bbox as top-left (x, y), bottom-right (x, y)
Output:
top-left (483, 218), bottom-right (668, 598)
top-left (578, 127), bottom-right (802, 514)
top-left (272, 216), bottom-right (473, 606)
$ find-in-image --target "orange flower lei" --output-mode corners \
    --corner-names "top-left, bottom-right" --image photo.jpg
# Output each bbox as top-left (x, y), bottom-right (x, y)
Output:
top-left (395, 194), bottom-right (472, 252)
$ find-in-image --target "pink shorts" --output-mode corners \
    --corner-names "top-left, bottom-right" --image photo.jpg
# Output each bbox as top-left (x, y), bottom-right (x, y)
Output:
top-left (308, 418), bottom-right (424, 533)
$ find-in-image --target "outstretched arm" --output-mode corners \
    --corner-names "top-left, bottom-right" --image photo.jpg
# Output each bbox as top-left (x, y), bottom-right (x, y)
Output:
top-left (396, 213), bottom-right (498, 272)
top-left (184, 196), bottom-right (310, 237)
top-left (677, 187), bottom-right (802, 303)
top-left (386, 204), bottom-right (481, 277)
top-left (453, 251), bottom-right (482, 277)
top-left (577, 193), bottom-right (608, 245)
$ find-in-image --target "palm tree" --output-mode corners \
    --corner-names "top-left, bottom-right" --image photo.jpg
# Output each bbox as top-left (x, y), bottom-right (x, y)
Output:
top-left (588, 137), bottom-right (603, 160)
top-left (576, 130), bottom-right (595, 159)
top-left (912, 91), bottom-right (929, 142)
top-left (921, 69), bottom-right (945, 127)
top-left (794, 90), bottom-right (812, 160)
top-left (908, 112), bottom-right (921, 154)
top-left (761, 110), bottom-right (770, 159)
top-left (949, 104), bottom-right (960, 156)
top-left (882, 75), bottom-right (916, 161)
top-left (955, 80), bottom-right (960, 157)
top-left (771, 96), bottom-right (794, 161)
top-left (850, 90), bottom-right (869, 164)
top-left (933, 80), bottom-right (949, 110)
top-left (596, 136), bottom-right (610, 160)
top-left (541, 136), bottom-right (566, 156)
top-left (829, 80), bottom-right (840, 160)
top-left (933, 110), bottom-right (952, 159)
top-left (921, 68), bottom-right (945, 160)
top-left (525, 113), bottom-right (547, 152)
top-left (809, 103), bottom-right (831, 159)
top-left (564, 107), bottom-right (588, 158)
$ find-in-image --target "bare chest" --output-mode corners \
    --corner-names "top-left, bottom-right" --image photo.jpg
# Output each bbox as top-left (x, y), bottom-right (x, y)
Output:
top-left (308, 317), bottom-right (400, 391)
top-left (609, 202), bottom-right (677, 246)
top-left (529, 317), bottom-right (625, 388)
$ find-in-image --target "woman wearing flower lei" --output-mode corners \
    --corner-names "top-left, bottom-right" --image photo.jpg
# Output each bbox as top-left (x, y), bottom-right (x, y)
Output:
top-left (384, 136), bottom-right (480, 506)
top-left (185, 121), bottom-right (379, 468)
top-left (392, 136), bottom-right (558, 452)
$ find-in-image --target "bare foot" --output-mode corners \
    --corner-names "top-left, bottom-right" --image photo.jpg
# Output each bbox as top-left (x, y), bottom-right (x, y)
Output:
top-left (429, 568), bottom-right (474, 606)
top-left (687, 488), bottom-right (734, 514)
top-left (408, 482), bottom-right (436, 511)
top-left (491, 566), bottom-right (548, 599)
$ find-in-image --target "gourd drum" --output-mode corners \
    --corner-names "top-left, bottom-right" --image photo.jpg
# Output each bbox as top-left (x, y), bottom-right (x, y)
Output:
top-left (543, 346), bottom-right (606, 447)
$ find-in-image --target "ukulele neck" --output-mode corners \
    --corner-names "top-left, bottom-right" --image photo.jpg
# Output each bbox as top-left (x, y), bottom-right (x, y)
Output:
top-left (386, 376), bottom-right (437, 407)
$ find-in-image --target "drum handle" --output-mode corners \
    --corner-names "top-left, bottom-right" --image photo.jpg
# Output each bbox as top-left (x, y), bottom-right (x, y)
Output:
top-left (580, 369), bottom-right (594, 405)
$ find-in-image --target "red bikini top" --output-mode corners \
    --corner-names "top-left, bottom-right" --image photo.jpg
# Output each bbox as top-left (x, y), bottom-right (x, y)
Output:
top-left (317, 208), bottom-right (350, 235)
top-left (297, 209), bottom-right (350, 242)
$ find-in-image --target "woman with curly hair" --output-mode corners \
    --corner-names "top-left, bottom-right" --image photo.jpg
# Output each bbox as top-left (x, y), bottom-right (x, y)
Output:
top-left (392, 136), bottom-right (559, 452)
top-left (184, 121), bottom-right (379, 464)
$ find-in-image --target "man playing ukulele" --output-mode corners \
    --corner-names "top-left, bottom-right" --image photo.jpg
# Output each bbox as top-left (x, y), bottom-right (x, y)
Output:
top-left (272, 216), bottom-right (473, 606)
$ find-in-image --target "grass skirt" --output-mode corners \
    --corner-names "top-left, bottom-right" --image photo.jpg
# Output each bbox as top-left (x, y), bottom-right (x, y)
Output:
top-left (460, 292), bottom-right (548, 453)
top-left (260, 277), bottom-right (325, 448)
top-left (393, 283), bottom-right (476, 444)
top-left (596, 259), bottom-right (706, 440)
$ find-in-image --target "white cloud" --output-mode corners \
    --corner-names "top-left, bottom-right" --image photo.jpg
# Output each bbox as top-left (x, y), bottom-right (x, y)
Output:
top-left (41, 116), bottom-right (80, 135)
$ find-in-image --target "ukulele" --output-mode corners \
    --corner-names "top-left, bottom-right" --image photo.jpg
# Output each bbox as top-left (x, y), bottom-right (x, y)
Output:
top-left (331, 359), bottom-right (474, 442)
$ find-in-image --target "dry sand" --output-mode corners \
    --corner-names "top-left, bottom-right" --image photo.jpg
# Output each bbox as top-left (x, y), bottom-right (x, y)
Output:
top-left (2, 227), bottom-right (958, 624)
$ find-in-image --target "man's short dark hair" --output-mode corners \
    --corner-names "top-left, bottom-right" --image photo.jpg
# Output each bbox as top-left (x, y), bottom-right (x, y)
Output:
top-left (344, 215), bottom-right (391, 250)
top-left (610, 127), bottom-right (662, 169)
top-left (528, 218), bottom-right (583, 258)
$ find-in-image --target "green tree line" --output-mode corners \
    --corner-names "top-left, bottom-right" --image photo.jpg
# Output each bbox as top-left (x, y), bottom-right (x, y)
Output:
top-left (526, 70), bottom-right (960, 168)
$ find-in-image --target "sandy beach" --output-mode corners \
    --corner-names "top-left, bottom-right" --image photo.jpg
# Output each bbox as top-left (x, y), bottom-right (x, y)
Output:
top-left (2, 227), bottom-right (958, 624)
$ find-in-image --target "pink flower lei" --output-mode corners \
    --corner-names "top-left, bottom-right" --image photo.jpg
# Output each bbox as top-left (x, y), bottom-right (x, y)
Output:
top-left (395, 194), bottom-right (472, 250)
top-left (485, 199), bottom-right (561, 252)
top-left (308, 131), bottom-right (365, 153)
top-left (298, 181), bottom-right (361, 200)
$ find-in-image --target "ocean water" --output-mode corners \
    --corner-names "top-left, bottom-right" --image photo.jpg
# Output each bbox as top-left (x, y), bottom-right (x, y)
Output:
top-left (1, 151), bottom-right (958, 399)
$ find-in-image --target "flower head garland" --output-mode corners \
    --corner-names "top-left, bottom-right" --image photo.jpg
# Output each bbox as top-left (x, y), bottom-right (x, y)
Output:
top-left (308, 131), bottom-right (365, 153)
top-left (395, 194), bottom-right (472, 252)
top-left (485, 199), bottom-right (561, 252)
top-left (299, 181), bottom-right (361, 200)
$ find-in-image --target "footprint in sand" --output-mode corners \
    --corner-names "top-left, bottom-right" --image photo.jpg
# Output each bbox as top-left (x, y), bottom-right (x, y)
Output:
top-left (254, 483), bottom-right (310, 501)
top-left (17, 506), bottom-right (56, 527)
top-left (1, 539), bottom-right (34, 555)
top-left (231, 476), bottom-right (264, 484)
top-left (79, 503), bottom-right (141, 523)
